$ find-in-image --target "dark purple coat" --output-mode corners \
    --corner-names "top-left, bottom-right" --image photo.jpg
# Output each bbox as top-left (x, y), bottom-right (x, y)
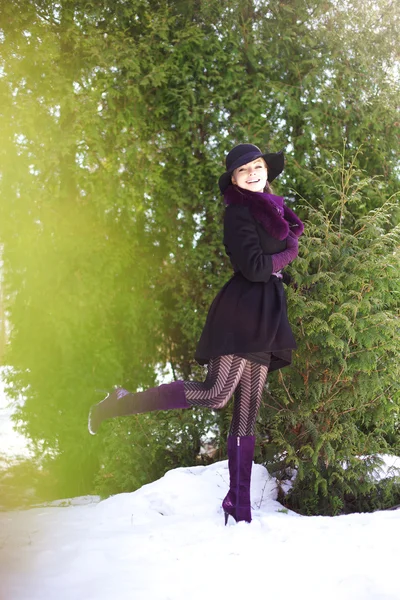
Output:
top-left (194, 204), bottom-right (297, 372)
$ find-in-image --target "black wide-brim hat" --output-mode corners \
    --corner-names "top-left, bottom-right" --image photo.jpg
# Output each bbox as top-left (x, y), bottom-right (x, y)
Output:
top-left (218, 143), bottom-right (284, 194)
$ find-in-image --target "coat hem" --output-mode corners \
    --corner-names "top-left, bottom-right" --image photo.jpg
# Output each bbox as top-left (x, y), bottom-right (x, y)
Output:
top-left (194, 346), bottom-right (294, 372)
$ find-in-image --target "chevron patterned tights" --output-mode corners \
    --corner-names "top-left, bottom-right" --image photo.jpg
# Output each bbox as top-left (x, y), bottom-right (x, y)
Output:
top-left (183, 354), bottom-right (270, 436)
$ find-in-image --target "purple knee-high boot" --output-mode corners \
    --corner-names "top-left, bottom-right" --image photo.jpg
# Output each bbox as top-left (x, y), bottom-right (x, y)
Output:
top-left (222, 435), bottom-right (255, 524)
top-left (88, 381), bottom-right (189, 435)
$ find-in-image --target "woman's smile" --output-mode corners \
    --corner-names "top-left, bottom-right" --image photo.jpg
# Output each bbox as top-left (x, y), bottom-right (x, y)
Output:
top-left (231, 158), bottom-right (268, 192)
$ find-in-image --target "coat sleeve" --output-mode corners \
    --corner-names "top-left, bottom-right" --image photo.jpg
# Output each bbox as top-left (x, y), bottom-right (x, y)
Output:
top-left (223, 205), bottom-right (274, 283)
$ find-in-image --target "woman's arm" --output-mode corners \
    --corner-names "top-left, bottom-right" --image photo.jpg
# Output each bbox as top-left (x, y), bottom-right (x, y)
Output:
top-left (271, 231), bottom-right (298, 272)
top-left (224, 205), bottom-right (274, 282)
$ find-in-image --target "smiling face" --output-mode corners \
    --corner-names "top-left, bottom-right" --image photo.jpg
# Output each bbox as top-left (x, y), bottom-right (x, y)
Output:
top-left (231, 158), bottom-right (268, 192)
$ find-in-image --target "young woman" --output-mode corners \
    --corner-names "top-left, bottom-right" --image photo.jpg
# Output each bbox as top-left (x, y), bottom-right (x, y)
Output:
top-left (88, 143), bottom-right (304, 525)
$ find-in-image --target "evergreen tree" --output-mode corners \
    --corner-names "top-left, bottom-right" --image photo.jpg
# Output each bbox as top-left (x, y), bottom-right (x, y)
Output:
top-left (257, 154), bottom-right (400, 514)
top-left (0, 0), bottom-right (399, 506)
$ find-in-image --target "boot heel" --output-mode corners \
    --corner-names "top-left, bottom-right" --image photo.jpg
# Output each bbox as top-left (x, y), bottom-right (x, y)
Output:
top-left (224, 511), bottom-right (229, 526)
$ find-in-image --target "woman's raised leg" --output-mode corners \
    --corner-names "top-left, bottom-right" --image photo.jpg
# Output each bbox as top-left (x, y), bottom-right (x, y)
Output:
top-left (88, 354), bottom-right (247, 434)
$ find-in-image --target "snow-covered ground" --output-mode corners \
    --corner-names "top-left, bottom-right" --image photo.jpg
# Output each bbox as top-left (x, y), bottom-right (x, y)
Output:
top-left (1, 460), bottom-right (400, 600)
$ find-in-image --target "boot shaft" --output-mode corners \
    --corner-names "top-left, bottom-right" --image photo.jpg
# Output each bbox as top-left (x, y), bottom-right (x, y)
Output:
top-left (223, 435), bottom-right (256, 524)
top-left (226, 435), bottom-right (256, 490)
top-left (88, 380), bottom-right (189, 434)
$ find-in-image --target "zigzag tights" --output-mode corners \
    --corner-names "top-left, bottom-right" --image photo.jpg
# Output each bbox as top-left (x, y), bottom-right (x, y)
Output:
top-left (183, 354), bottom-right (270, 436)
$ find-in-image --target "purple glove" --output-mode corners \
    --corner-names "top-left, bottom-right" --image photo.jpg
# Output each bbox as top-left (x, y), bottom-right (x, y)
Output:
top-left (271, 232), bottom-right (299, 272)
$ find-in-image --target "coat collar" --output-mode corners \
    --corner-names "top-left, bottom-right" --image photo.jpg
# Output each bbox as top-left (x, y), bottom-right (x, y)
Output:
top-left (223, 185), bottom-right (304, 241)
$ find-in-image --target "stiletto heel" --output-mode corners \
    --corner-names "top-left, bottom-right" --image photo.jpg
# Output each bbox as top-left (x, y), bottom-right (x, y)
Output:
top-left (224, 511), bottom-right (229, 526)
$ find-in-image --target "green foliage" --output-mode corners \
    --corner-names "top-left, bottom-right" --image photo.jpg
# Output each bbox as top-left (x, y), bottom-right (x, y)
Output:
top-left (257, 157), bottom-right (400, 514)
top-left (0, 456), bottom-right (62, 509)
top-left (0, 0), bottom-right (399, 510)
top-left (286, 458), bottom-right (400, 516)
top-left (93, 406), bottom-right (219, 497)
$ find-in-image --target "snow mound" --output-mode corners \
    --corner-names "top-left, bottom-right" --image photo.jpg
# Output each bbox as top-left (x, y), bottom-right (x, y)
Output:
top-left (94, 460), bottom-right (290, 524)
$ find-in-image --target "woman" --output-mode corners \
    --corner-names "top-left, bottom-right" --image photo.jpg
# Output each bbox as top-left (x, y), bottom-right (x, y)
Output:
top-left (88, 143), bottom-right (304, 525)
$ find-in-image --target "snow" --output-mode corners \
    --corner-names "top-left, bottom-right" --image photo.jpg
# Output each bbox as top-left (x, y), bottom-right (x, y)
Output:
top-left (370, 454), bottom-right (400, 481)
top-left (1, 460), bottom-right (400, 600)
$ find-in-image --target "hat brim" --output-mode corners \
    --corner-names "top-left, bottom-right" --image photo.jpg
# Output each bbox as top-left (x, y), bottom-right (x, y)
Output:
top-left (218, 150), bottom-right (284, 194)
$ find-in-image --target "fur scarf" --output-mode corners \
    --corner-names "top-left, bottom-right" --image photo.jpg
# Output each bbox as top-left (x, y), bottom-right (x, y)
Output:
top-left (223, 184), bottom-right (304, 241)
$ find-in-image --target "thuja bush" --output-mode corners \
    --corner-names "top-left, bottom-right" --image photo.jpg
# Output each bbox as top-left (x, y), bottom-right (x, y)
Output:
top-left (257, 158), bottom-right (400, 515)
top-left (93, 405), bottom-right (218, 498)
